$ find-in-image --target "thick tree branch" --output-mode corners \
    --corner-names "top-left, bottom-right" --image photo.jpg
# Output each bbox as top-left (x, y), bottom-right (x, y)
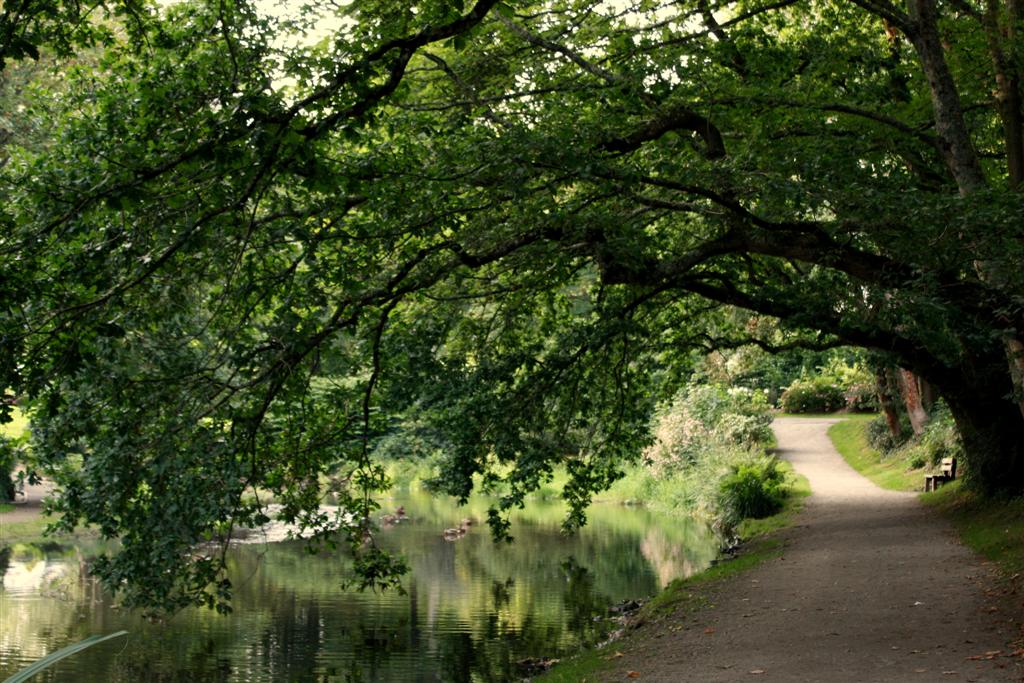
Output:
top-left (600, 103), bottom-right (727, 159)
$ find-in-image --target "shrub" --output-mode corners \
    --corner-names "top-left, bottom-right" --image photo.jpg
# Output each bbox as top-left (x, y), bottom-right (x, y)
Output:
top-left (844, 382), bottom-right (879, 413)
top-left (717, 456), bottom-right (786, 529)
top-left (913, 405), bottom-right (964, 466)
top-left (866, 414), bottom-right (910, 452)
top-left (715, 413), bottom-right (773, 448)
top-left (779, 377), bottom-right (845, 413)
top-left (645, 385), bottom-right (773, 474)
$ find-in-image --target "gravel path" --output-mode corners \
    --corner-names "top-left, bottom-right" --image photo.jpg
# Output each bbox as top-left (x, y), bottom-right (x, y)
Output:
top-left (0, 467), bottom-right (54, 526)
top-left (597, 417), bottom-right (1023, 682)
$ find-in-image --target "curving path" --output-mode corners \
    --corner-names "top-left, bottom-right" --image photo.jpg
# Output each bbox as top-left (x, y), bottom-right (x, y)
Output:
top-left (598, 418), bottom-right (1023, 682)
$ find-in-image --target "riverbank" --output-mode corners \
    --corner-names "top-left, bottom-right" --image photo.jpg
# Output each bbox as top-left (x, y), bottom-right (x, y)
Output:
top-left (539, 417), bottom-right (1023, 681)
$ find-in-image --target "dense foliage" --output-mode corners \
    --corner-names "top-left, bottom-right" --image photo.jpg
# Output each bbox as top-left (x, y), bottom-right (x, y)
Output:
top-left (623, 384), bottom-right (781, 531)
top-left (2, 0), bottom-right (1024, 609)
top-left (868, 401), bottom-right (965, 466)
top-left (779, 378), bottom-right (847, 414)
top-left (0, 436), bottom-right (17, 501)
top-left (717, 456), bottom-right (786, 528)
top-left (644, 385), bottom-right (773, 472)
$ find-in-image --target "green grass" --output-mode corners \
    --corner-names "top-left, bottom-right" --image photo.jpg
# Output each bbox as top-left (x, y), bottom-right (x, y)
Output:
top-left (922, 482), bottom-right (1024, 576)
top-left (828, 418), bottom-right (921, 491)
top-left (829, 417), bottom-right (1024, 577)
top-left (736, 461), bottom-right (810, 538)
top-left (1, 406), bottom-right (30, 438)
top-left (0, 509), bottom-right (94, 544)
top-left (0, 514), bottom-right (58, 542)
top-left (0, 502), bottom-right (12, 514)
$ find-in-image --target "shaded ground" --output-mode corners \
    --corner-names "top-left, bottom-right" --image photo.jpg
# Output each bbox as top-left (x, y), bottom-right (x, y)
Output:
top-left (0, 468), bottom-right (54, 525)
top-left (597, 417), bottom-right (1023, 682)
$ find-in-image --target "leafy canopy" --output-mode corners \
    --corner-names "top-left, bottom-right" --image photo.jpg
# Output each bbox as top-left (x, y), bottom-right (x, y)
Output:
top-left (2, 0), bottom-right (1023, 610)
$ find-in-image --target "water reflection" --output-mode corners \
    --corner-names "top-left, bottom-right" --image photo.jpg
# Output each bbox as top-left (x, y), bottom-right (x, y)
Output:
top-left (0, 492), bottom-right (717, 682)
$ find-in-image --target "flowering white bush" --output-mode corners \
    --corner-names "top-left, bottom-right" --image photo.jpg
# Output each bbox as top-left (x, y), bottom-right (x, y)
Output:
top-left (644, 385), bottom-right (773, 475)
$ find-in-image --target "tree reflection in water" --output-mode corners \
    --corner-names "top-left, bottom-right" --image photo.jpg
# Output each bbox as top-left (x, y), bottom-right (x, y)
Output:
top-left (0, 493), bottom-right (717, 682)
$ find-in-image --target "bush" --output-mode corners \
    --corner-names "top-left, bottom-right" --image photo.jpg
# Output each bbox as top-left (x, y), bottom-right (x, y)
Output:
top-left (717, 456), bottom-right (786, 529)
top-left (779, 377), bottom-right (845, 413)
top-left (912, 405), bottom-right (964, 466)
top-left (844, 382), bottom-right (879, 413)
top-left (645, 385), bottom-right (773, 474)
top-left (715, 413), bottom-right (773, 448)
top-left (866, 414), bottom-right (910, 452)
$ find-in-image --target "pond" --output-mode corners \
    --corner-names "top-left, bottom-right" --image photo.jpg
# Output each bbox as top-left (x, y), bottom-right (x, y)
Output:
top-left (0, 491), bottom-right (718, 682)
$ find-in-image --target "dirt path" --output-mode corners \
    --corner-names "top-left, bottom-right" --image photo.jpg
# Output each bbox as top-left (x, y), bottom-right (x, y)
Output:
top-left (598, 417), bottom-right (1023, 682)
top-left (0, 468), bottom-right (53, 526)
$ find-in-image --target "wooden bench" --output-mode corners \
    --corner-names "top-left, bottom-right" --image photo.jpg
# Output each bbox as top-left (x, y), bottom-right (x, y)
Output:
top-left (924, 457), bottom-right (957, 492)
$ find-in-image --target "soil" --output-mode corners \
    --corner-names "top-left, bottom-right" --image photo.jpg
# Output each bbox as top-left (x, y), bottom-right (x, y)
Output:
top-left (594, 417), bottom-right (1024, 682)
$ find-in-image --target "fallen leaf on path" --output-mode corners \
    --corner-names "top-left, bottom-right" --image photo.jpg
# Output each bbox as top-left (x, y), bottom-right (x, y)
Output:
top-left (607, 651), bottom-right (624, 659)
top-left (626, 672), bottom-right (640, 679)
top-left (704, 627), bottom-right (716, 634)
top-left (914, 669), bottom-right (927, 673)
top-left (942, 671), bottom-right (958, 675)
top-left (749, 669), bottom-right (766, 675)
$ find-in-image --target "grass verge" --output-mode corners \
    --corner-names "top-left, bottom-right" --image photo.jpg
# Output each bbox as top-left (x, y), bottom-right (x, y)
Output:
top-left (537, 466), bottom-right (810, 682)
top-left (827, 419), bottom-right (921, 491)
top-left (829, 417), bottom-right (1024, 577)
top-left (0, 512), bottom-right (93, 544)
top-left (922, 482), bottom-right (1024, 576)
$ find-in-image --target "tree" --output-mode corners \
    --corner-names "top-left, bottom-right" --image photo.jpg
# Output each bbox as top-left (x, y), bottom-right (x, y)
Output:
top-left (0, 0), bottom-right (150, 70)
top-left (2, 0), bottom-right (1023, 610)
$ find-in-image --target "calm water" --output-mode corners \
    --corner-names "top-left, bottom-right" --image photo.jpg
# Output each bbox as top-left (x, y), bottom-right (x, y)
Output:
top-left (0, 492), bottom-right (717, 682)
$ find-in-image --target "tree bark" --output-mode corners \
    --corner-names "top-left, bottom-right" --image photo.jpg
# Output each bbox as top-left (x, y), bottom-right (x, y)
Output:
top-left (984, 0), bottom-right (1024, 188)
top-left (906, 0), bottom-right (988, 194)
top-left (943, 363), bottom-right (1024, 494)
top-left (1007, 337), bottom-right (1024, 420)
top-left (876, 368), bottom-right (903, 439)
top-left (897, 368), bottom-right (930, 435)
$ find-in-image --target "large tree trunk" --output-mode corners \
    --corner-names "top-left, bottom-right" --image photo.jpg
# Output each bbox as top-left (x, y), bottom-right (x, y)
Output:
top-left (983, 0), bottom-right (1024, 188)
top-left (906, 0), bottom-right (988, 193)
top-left (905, 0), bottom-right (1024, 460)
top-left (897, 368), bottom-right (930, 436)
top-left (875, 368), bottom-right (903, 439)
top-left (927, 348), bottom-right (1024, 495)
